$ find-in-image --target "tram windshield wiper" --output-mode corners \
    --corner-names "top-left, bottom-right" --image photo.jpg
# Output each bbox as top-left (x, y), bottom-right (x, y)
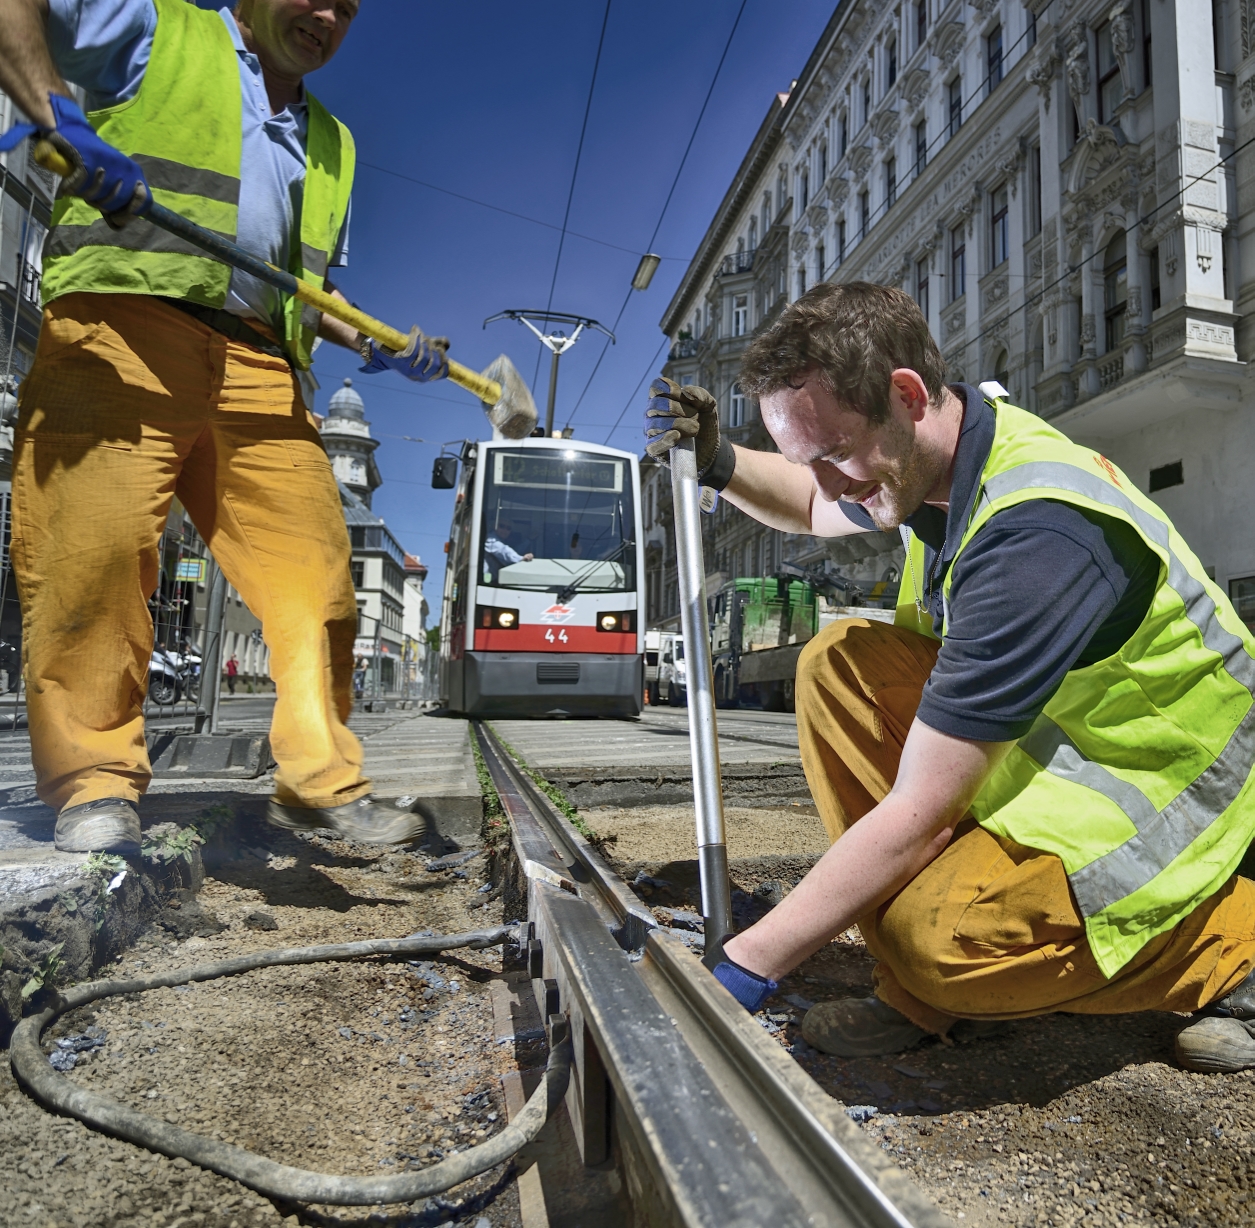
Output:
top-left (556, 539), bottom-right (636, 604)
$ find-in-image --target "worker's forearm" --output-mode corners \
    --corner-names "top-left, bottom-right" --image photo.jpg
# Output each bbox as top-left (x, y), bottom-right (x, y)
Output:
top-left (723, 794), bottom-right (955, 980)
top-left (720, 446), bottom-right (819, 534)
top-left (317, 282), bottom-right (360, 350)
top-left (0, 0), bottom-right (67, 128)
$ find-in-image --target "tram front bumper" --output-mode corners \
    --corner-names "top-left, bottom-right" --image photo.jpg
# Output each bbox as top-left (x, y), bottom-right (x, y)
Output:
top-left (463, 651), bottom-right (642, 717)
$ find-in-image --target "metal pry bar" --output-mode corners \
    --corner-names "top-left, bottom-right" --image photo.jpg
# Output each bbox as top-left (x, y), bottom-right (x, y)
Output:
top-left (668, 435), bottom-right (734, 965)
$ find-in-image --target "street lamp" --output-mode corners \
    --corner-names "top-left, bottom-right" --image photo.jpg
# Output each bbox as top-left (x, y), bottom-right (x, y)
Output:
top-left (484, 310), bottom-right (614, 438)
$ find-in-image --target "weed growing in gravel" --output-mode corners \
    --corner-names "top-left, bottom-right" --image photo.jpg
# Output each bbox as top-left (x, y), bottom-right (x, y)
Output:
top-left (84, 852), bottom-right (129, 930)
top-left (141, 825), bottom-right (203, 865)
top-left (21, 942), bottom-right (64, 999)
top-left (471, 735), bottom-right (510, 861)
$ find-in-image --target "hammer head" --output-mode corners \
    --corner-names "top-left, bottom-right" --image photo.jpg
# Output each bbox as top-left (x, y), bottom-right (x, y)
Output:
top-left (480, 354), bottom-right (538, 440)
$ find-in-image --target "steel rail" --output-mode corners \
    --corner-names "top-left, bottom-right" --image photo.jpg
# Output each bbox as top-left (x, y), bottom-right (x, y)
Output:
top-left (473, 721), bottom-right (949, 1228)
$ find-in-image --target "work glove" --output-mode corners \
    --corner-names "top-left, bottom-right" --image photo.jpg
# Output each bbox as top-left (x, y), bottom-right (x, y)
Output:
top-left (643, 376), bottom-right (736, 490)
top-left (0, 95), bottom-right (150, 227)
top-left (359, 326), bottom-right (450, 382)
top-left (712, 957), bottom-right (778, 1013)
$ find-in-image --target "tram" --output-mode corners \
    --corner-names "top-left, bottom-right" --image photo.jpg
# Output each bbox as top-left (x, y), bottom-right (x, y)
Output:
top-left (437, 436), bottom-right (645, 717)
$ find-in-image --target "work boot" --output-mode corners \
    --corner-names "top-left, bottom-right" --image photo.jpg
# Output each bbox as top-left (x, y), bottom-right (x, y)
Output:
top-left (1175, 966), bottom-right (1255, 1072)
top-left (267, 797), bottom-right (428, 846)
top-left (54, 798), bottom-right (142, 854)
top-left (801, 996), bottom-right (928, 1057)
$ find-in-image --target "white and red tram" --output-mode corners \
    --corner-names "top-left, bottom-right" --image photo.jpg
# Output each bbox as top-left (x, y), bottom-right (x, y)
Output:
top-left (438, 437), bottom-right (645, 717)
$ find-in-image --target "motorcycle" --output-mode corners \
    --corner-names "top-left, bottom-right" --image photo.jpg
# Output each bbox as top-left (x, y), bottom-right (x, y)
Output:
top-left (147, 647), bottom-right (183, 706)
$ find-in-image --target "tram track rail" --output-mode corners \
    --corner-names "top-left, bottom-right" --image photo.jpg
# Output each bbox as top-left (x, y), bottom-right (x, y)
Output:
top-left (473, 719), bottom-right (950, 1228)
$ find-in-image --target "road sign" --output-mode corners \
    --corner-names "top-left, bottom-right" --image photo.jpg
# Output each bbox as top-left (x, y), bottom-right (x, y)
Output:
top-left (175, 558), bottom-right (205, 583)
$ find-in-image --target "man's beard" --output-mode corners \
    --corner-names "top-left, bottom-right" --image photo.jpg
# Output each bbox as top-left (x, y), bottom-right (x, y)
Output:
top-left (865, 412), bottom-right (947, 531)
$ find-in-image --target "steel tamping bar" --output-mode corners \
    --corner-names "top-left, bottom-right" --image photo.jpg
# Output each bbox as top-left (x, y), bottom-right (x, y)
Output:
top-left (669, 438), bottom-right (733, 960)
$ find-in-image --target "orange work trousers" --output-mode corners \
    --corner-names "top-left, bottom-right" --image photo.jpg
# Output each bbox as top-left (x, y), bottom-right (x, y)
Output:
top-left (12, 293), bottom-right (370, 812)
top-left (794, 617), bottom-right (1255, 1034)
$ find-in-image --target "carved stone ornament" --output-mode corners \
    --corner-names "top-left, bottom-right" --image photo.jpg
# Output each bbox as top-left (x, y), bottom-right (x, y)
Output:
top-left (1244, 0), bottom-right (1255, 60)
top-left (905, 68), bottom-right (930, 109)
top-left (827, 175), bottom-right (851, 207)
top-left (931, 22), bottom-right (966, 68)
top-left (996, 144), bottom-right (1025, 197)
top-left (1108, 0), bottom-right (1135, 101)
top-left (1065, 22), bottom-right (1090, 116)
top-left (972, 0), bottom-right (999, 13)
top-left (871, 108), bottom-right (900, 144)
top-left (920, 223), bottom-right (945, 254)
top-left (1028, 43), bottom-right (1062, 112)
top-left (1080, 313), bottom-right (1096, 345)
top-left (849, 144), bottom-right (874, 177)
top-left (1127, 286), bottom-right (1143, 320)
top-left (807, 203), bottom-right (829, 233)
top-left (791, 228), bottom-right (811, 256)
top-left (1240, 75), bottom-right (1255, 115)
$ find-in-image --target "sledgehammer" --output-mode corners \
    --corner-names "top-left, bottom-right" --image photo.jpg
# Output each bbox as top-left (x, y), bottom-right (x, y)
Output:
top-left (33, 142), bottom-right (538, 440)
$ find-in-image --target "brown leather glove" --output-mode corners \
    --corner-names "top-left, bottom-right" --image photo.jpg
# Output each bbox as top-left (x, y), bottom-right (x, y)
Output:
top-left (643, 376), bottom-right (735, 489)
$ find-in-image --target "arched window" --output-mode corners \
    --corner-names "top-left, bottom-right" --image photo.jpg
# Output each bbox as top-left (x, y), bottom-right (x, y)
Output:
top-left (1104, 230), bottom-right (1128, 350)
top-left (993, 349), bottom-right (1009, 391)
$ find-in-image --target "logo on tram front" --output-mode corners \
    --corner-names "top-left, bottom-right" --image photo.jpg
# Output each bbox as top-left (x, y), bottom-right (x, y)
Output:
top-left (539, 604), bottom-right (574, 624)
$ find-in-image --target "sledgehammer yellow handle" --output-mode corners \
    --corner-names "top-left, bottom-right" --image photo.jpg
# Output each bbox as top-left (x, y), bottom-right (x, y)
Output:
top-left (33, 140), bottom-right (502, 406)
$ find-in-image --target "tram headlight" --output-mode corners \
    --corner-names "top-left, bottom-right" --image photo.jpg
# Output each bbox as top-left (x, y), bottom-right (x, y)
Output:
top-left (477, 605), bottom-right (520, 630)
top-left (596, 610), bottom-right (634, 633)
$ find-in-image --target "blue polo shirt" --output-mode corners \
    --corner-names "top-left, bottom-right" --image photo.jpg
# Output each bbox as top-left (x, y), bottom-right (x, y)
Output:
top-left (840, 385), bottom-right (1160, 742)
top-left (46, 0), bottom-right (350, 406)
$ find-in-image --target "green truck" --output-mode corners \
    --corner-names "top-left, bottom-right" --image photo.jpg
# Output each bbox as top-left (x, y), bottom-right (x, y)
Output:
top-left (708, 565), bottom-right (897, 711)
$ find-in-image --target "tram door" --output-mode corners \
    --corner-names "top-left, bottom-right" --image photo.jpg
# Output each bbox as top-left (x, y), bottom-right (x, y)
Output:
top-left (440, 446), bottom-right (477, 711)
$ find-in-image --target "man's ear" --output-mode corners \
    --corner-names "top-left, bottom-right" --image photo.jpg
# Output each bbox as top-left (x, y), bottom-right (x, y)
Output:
top-left (889, 368), bottom-right (930, 421)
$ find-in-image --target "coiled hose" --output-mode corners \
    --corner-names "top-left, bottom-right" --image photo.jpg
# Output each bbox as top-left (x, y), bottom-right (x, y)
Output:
top-left (10, 926), bottom-right (572, 1206)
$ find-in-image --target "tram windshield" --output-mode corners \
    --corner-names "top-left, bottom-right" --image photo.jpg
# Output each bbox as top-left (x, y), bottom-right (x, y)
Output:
top-left (480, 449), bottom-right (635, 594)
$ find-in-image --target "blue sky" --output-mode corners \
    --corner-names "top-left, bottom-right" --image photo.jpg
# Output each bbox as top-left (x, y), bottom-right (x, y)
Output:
top-left (298, 0), bottom-right (836, 600)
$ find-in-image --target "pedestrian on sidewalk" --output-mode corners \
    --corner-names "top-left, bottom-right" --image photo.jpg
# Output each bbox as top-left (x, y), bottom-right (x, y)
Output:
top-left (645, 281), bottom-right (1255, 1075)
top-left (0, 0), bottom-right (450, 854)
top-left (225, 654), bottom-right (239, 696)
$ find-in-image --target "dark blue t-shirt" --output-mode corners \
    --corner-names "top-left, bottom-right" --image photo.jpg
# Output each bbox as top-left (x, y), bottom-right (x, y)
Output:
top-left (840, 386), bottom-right (1159, 742)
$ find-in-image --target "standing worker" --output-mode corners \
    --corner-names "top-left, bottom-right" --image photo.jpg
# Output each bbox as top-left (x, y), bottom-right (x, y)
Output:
top-left (225, 654), bottom-right (239, 696)
top-left (0, 0), bottom-right (451, 854)
top-left (646, 281), bottom-right (1255, 1074)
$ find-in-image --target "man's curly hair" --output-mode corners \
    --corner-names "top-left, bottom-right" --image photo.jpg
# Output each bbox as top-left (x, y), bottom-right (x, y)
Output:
top-left (739, 281), bottom-right (947, 425)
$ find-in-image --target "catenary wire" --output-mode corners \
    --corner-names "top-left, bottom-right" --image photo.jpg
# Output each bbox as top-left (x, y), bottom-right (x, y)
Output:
top-left (564, 0), bottom-right (750, 432)
top-left (530, 0), bottom-right (614, 395)
top-left (597, 334), bottom-right (669, 444)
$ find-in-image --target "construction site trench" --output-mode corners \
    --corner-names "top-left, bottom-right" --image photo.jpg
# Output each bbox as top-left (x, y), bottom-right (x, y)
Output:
top-left (1, 703), bottom-right (1254, 1227)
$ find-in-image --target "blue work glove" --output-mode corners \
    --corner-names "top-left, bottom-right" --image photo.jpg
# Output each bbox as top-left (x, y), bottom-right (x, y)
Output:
top-left (0, 95), bottom-right (150, 226)
top-left (359, 325), bottom-right (450, 382)
top-left (712, 957), bottom-right (778, 1013)
top-left (644, 375), bottom-right (736, 490)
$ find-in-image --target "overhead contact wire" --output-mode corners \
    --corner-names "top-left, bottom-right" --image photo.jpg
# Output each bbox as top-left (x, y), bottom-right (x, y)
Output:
top-left (568, 0), bottom-right (750, 435)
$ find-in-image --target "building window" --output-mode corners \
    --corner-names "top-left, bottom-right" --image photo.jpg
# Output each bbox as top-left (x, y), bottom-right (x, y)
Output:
top-left (836, 219), bottom-right (846, 265)
top-left (887, 39), bottom-right (897, 88)
top-left (885, 157), bottom-right (897, 209)
top-left (1150, 245), bottom-right (1161, 310)
top-left (948, 77), bottom-right (963, 138)
top-left (797, 267), bottom-right (807, 297)
top-left (950, 225), bottom-right (966, 301)
top-left (1104, 230), bottom-right (1127, 351)
top-left (914, 121), bottom-right (927, 177)
top-left (917, 1), bottom-right (927, 49)
top-left (986, 24), bottom-right (1003, 94)
top-left (732, 294), bottom-right (748, 336)
top-left (1230, 576), bottom-right (1255, 631)
top-left (839, 113), bottom-right (848, 158)
top-left (819, 141), bottom-right (828, 181)
top-left (816, 243), bottom-right (826, 281)
top-left (991, 185), bottom-right (1009, 267)
top-left (992, 348), bottom-right (1009, 390)
top-left (350, 561), bottom-right (364, 589)
top-left (1097, 22), bottom-right (1121, 122)
top-left (1143, 0), bottom-right (1152, 88)
top-left (862, 77), bottom-right (871, 125)
top-left (1029, 144), bottom-right (1042, 237)
top-left (800, 169), bottom-right (809, 211)
top-left (777, 173), bottom-right (786, 214)
top-left (1027, 10), bottom-right (1037, 48)
top-left (729, 384), bottom-right (746, 428)
top-left (859, 190), bottom-right (870, 240)
top-left (916, 258), bottom-right (930, 322)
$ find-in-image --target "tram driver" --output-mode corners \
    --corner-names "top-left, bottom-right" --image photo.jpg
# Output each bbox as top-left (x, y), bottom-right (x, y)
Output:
top-left (482, 518), bottom-right (534, 585)
top-left (645, 281), bottom-right (1255, 1076)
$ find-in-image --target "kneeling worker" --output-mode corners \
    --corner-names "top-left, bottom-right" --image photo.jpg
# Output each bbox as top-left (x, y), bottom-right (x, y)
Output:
top-left (0, 0), bottom-right (449, 853)
top-left (645, 281), bottom-right (1255, 1073)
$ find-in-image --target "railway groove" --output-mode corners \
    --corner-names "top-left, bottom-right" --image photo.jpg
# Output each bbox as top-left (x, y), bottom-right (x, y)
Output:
top-left (473, 719), bottom-right (950, 1228)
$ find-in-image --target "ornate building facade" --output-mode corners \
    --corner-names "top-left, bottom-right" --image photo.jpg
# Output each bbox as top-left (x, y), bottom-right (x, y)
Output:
top-left (648, 0), bottom-right (1255, 632)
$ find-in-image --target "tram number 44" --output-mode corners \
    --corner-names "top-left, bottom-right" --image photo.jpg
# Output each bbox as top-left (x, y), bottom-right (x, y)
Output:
top-left (544, 629), bottom-right (569, 644)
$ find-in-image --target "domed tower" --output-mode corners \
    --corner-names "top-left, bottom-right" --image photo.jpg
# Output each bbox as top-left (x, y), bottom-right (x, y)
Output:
top-left (320, 378), bottom-right (382, 507)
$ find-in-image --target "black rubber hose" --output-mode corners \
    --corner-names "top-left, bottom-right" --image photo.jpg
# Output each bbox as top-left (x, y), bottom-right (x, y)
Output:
top-left (11, 927), bottom-right (573, 1206)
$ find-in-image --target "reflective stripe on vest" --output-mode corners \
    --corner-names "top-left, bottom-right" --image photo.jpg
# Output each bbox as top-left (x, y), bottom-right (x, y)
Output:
top-left (893, 526), bottom-right (941, 640)
top-left (942, 403), bottom-right (1255, 977)
top-left (41, 0), bottom-right (353, 372)
top-left (980, 460), bottom-right (1255, 921)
